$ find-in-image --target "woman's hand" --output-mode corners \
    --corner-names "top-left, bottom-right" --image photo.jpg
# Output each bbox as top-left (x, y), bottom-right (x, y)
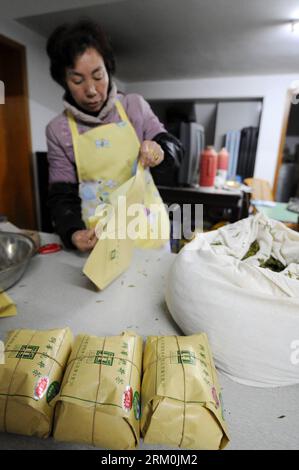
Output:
top-left (139, 140), bottom-right (164, 168)
top-left (71, 228), bottom-right (97, 252)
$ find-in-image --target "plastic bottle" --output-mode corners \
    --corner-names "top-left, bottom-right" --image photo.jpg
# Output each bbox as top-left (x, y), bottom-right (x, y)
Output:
top-left (215, 147), bottom-right (229, 187)
top-left (199, 146), bottom-right (218, 188)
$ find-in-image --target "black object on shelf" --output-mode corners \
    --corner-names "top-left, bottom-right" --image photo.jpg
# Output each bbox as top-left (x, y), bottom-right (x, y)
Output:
top-left (237, 126), bottom-right (259, 179)
top-left (275, 163), bottom-right (299, 202)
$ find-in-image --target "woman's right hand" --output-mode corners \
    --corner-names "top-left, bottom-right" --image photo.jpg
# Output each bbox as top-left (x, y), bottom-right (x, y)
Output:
top-left (71, 229), bottom-right (97, 252)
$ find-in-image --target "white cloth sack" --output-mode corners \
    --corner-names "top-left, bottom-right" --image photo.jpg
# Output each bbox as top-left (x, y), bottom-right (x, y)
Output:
top-left (166, 213), bottom-right (299, 387)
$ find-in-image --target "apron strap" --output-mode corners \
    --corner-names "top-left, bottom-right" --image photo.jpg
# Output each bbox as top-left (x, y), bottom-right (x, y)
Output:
top-left (66, 111), bottom-right (84, 181)
top-left (115, 100), bottom-right (130, 122)
top-left (67, 110), bottom-right (80, 138)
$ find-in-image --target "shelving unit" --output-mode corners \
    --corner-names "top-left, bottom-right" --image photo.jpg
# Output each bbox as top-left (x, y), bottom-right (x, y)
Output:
top-left (149, 97), bottom-right (263, 178)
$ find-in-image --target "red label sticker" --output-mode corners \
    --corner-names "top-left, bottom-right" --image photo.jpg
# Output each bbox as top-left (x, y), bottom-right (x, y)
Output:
top-left (122, 385), bottom-right (133, 412)
top-left (34, 376), bottom-right (49, 400)
top-left (38, 243), bottom-right (62, 255)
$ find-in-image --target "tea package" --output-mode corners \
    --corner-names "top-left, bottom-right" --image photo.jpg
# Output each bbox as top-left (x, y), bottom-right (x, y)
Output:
top-left (54, 331), bottom-right (142, 449)
top-left (83, 162), bottom-right (169, 290)
top-left (0, 327), bottom-right (73, 437)
top-left (83, 164), bottom-right (145, 290)
top-left (0, 291), bottom-right (17, 318)
top-left (141, 333), bottom-right (229, 449)
top-left (83, 235), bottom-right (134, 291)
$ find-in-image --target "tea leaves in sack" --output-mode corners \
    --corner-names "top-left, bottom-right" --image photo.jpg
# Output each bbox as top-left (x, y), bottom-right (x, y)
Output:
top-left (53, 331), bottom-right (142, 449)
top-left (166, 213), bottom-right (299, 386)
top-left (0, 328), bottom-right (73, 437)
top-left (141, 333), bottom-right (229, 450)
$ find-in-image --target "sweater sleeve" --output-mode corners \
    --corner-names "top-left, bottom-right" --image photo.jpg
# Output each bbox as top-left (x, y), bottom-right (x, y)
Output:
top-left (46, 122), bottom-right (85, 248)
top-left (151, 132), bottom-right (184, 186)
top-left (124, 94), bottom-right (166, 142)
top-left (46, 122), bottom-right (78, 184)
top-left (123, 94), bottom-right (184, 186)
top-left (47, 183), bottom-right (86, 249)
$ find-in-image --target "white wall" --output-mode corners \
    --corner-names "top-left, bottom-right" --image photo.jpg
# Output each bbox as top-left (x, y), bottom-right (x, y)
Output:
top-left (214, 101), bottom-right (262, 151)
top-left (125, 75), bottom-right (299, 186)
top-left (0, 19), bottom-right (126, 152)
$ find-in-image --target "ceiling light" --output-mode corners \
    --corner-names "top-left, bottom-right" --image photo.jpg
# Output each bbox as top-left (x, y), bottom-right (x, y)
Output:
top-left (291, 21), bottom-right (299, 33)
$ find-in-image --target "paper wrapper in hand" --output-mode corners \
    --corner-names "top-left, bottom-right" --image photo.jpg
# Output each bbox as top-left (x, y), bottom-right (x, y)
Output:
top-left (83, 164), bottom-right (145, 290)
top-left (53, 331), bottom-right (142, 449)
top-left (141, 333), bottom-right (229, 449)
top-left (0, 327), bottom-right (73, 438)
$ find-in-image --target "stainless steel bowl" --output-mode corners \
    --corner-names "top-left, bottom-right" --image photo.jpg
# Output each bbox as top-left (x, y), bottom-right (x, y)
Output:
top-left (0, 232), bottom-right (35, 291)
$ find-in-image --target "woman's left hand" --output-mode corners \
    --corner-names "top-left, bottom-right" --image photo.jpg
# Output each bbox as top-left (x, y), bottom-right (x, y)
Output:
top-left (139, 140), bottom-right (164, 168)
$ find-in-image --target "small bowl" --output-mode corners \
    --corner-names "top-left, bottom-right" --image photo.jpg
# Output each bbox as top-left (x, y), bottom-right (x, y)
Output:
top-left (0, 232), bottom-right (35, 291)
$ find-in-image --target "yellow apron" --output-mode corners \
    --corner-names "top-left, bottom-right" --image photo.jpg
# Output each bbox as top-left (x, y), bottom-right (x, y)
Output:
top-left (67, 100), bottom-right (169, 249)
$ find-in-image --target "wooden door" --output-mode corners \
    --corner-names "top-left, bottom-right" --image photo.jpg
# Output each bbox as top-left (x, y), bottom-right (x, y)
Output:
top-left (0, 35), bottom-right (36, 229)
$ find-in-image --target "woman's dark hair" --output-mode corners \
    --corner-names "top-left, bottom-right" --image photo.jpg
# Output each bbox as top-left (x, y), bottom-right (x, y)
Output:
top-left (46, 19), bottom-right (115, 88)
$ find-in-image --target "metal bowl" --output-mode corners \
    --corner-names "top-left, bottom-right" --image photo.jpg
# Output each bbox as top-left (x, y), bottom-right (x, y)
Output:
top-left (0, 232), bottom-right (35, 291)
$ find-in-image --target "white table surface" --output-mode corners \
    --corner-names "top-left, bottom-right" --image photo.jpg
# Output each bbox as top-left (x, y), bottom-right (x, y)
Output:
top-left (0, 227), bottom-right (298, 450)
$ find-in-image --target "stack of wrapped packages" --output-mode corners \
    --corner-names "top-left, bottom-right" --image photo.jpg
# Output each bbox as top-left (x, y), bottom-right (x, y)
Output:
top-left (0, 328), bottom-right (229, 449)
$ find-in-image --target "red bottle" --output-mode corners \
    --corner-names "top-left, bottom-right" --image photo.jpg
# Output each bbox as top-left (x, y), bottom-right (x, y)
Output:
top-left (199, 146), bottom-right (218, 187)
top-left (216, 147), bottom-right (229, 186)
top-left (218, 147), bottom-right (229, 171)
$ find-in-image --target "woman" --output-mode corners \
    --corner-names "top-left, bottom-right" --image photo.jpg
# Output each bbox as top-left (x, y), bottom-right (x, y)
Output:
top-left (46, 20), bottom-right (183, 251)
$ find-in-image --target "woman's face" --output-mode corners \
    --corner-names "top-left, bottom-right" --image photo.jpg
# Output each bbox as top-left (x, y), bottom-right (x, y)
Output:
top-left (65, 48), bottom-right (109, 113)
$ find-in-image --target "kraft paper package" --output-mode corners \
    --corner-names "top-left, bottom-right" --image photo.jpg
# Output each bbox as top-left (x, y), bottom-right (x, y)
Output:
top-left (83, 164), bottom-right (145, 290)
top-left (53, 331), bottom-right (143, 449)
top-left (83, 231), bottom-right (134, 291)
top-left (0, 291), bottom-right (17, 318)
top-left (83, 162), bottom-right (169, 290)
top-left (141, 333), bottom-right (229, 450)
top-left (0, 327), bottom-right (73, 438)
